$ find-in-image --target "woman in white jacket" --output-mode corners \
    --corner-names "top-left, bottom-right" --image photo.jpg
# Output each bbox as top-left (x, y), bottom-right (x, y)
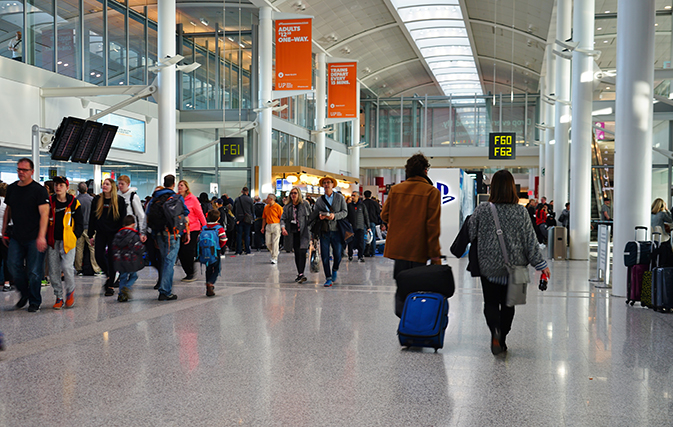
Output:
top-left (117, 175), bottom-right (146, 237)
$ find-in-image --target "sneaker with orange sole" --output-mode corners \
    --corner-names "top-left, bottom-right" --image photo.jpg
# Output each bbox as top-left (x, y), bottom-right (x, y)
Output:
top-left (65, 291), bottom-right (75, 308)
top-left (53, 298), bottom-right (64, 310)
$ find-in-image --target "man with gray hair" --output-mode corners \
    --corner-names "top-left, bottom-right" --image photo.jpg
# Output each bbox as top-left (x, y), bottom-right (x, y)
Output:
top-left (75, 182), bottom-right (102, 275)
top-left (261, 193), bottom-right (283, 263)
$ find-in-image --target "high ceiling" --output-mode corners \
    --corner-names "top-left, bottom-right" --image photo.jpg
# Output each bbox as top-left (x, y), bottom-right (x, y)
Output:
top-left (267, 0), bottom-right (555, 98)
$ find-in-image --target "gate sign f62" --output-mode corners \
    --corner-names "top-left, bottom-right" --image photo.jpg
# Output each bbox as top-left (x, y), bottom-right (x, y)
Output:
top-left (489, 132), bottom-right (516, 160)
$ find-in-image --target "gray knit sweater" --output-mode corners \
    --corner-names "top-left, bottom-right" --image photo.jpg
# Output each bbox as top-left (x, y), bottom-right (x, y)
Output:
top-left (468, 202), bottom-right (547, 279)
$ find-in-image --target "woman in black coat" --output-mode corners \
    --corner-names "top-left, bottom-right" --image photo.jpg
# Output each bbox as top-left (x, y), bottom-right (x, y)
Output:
top-left (89, 178), bottom-right (126, 296)
top-left (280, 187), bottom-right (311, 283)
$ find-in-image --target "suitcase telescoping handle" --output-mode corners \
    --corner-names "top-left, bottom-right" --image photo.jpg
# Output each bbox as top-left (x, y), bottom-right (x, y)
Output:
top-left (653, 231), bottom-right (662, 243)
top-left (635, 226), bottom-right (649, 241)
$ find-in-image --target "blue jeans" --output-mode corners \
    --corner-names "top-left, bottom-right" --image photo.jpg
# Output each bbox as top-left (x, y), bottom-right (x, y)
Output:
top-left (320, 231), bottom-right (342, 279)
top-left (236, 222), bottom-right (251, 254)
top-left (119, 272), bottom-right (138, 291)
top-left (155, 232), bottom-right (180, 296)
top-left (8, 239), bottom-right (46, 307)
top-left (369, 222), bottom-right (378, 255)
top-left (206, 257), bottom-right (221, 285)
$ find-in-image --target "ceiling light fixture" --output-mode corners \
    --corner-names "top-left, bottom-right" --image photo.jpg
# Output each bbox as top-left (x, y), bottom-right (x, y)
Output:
top-left (200, 18), bottom-right (209, 27)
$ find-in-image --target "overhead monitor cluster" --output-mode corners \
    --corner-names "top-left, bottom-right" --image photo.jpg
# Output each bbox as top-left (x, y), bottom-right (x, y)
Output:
top-left (49, 116), bottom-right (118, 164)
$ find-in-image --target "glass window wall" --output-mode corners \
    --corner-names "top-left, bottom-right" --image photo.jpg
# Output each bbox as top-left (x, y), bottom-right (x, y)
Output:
top-left (362, 94), bottom-right (537, 148)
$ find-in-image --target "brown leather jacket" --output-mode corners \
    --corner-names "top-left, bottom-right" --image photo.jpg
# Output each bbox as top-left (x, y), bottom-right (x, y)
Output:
top-left (381, 176), bottom-right (441, 264)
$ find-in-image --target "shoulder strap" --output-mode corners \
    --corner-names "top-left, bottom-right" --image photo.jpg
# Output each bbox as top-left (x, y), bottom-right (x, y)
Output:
top-left (488, 203), bottom-right (510, 265)
top-left (321, 195), bottom-right (332, 211)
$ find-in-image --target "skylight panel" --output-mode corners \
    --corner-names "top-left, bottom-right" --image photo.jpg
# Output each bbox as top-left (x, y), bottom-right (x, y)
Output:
top-left (409, 27), bottom-right (467, 40)
top-left (391, 0), bottom-right (483, 96)
top-left (394, 0), bottom-right (459, 6)
top-left (416, 37), bottom-right (471, 49)
top-left (397, 6), bottom-right (463, 22)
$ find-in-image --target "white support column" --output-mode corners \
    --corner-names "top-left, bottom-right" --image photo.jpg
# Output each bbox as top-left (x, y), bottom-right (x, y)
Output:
top-left (569, 0), bottom-right (595, 260)
top-left (157, 0), bottom-right (176, 182)
top-left (539, 144), bottom-right (546, 199)
top-left (349, 82), bottom-right (361, 180)
top-left (613, 0), bottom-right (656, 296)
top-left (316, 53), bottom-right (326, 170)
top-left (544, 45), bottom-right (556, 201)
top-left (554, 0), bottom-right (572, 211)
top-left (538, 74), bottom-right (547, 197)
top-left (259, 7), bottom-right (274, 194)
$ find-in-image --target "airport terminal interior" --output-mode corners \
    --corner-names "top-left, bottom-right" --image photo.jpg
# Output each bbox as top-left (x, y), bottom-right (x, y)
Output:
top-left (1, 0), bottom-right (673, 425)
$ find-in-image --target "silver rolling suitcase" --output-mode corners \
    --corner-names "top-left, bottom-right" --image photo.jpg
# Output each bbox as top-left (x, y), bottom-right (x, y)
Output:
top-left (548, 226), bottom-right (567, 260)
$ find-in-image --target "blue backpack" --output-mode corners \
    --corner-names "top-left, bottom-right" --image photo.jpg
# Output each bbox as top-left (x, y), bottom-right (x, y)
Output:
top-left (198, 225), bottom-right (221, 266)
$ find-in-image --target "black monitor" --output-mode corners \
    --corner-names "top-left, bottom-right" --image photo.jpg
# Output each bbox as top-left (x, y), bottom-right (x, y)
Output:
top-left (71, 121), bottom-right (103, 163)
top-left (88, 124), bottom-right (118, 165)
top-left (50, 117), bottom-right (86, 161)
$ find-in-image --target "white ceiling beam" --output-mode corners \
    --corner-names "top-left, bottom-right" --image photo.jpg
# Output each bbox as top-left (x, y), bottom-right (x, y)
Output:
top-left (467, 18), bottom-right (547, 44)
top-left (476, 55), bottom-right (541, 77)
top-left (361, 58), bottom-right (422, 81)
top-left (326, 23), bottom-right (399, 53)
top-left (391, 82), bottom-right (437, 97)
top-left (41, 85), bottom-right (152, 97)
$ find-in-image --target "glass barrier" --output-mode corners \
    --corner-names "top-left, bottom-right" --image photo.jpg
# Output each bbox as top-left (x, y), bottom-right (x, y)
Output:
top-left (362, 94), bottom-right (538, 148)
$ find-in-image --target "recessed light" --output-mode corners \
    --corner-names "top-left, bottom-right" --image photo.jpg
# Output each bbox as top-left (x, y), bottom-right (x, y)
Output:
top-left (666, 6), bottom-right (672, 10)
top-left (605, 10), bottom-right (610, 13)
top-left (656, 23), bottom-right (659, 26)
top-left (606, 86), bottom-right (611, 89)
top-left (603, 40), bottom-right (609, 43)
top-left (597, 27), bottom-right (602, 30)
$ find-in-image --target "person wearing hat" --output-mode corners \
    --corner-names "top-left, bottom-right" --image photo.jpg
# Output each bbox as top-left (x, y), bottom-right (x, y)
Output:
top-left (47, 176), bottom-right (83, 309)
top-left (309, 175), bottom-right (348, 287)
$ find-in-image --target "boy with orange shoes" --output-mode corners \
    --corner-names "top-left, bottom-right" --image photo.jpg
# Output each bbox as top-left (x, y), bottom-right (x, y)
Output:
top-left (47, 176), bottom-right (83, 309)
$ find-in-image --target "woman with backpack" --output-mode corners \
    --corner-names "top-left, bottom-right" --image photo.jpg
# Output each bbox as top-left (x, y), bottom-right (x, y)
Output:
top-left (280, 187), bottom-right (312, 283)
top-left (177, 180), bottom-right (207, 282)
top-left (89, 178), bottom-right (126, 296)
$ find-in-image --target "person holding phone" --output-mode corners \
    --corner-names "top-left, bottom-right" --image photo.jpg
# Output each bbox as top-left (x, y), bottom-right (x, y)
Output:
top-left (308, 176), bottom-right (348, 287)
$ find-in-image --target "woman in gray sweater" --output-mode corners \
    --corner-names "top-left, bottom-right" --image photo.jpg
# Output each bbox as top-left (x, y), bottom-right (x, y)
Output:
top-left (469, 170), bottom-right (550, 355)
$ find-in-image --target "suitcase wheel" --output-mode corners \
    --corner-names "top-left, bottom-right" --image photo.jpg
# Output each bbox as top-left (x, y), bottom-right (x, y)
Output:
top-left (625, 299), bottom-right (631, 305)
top-left (630, 301), bottom-right (635, 306)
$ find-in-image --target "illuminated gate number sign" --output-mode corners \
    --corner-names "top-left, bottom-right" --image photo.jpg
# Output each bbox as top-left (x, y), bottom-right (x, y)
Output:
top-left (489, 132), bottom-right (516, 160)
top-left (220, 137), bottom-right (245, 163)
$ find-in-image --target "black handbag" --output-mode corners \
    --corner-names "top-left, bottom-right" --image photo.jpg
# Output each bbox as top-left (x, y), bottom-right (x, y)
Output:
top-left (450, 215), bottom-right (480, 277)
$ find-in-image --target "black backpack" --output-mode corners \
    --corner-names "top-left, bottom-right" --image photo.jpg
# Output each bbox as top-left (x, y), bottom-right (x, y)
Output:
top-left (147, 192), bottom-right (187, 235)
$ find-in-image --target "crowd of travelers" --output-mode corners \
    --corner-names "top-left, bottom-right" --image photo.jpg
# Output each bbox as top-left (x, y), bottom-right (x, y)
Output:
top-left (0, 153), bottom-right (554, 358)
top-left (0, 156), bottom-right (388, 325)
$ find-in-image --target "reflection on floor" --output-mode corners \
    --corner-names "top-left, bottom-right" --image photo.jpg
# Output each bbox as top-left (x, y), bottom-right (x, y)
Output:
top-left (0, 252), bottom-right (672, 426)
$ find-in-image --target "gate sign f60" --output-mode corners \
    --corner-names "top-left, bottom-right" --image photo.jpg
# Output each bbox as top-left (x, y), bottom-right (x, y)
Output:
top-left (489, 132), bottom-right (516, 159)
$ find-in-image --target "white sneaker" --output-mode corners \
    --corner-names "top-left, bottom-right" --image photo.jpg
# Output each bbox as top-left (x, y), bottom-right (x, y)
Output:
top-left (271, 258), bottom-right (277, 264)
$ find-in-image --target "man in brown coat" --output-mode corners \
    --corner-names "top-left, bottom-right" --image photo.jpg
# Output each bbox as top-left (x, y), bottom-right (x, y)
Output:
top-left (381, 153), bottom-right (442, 280)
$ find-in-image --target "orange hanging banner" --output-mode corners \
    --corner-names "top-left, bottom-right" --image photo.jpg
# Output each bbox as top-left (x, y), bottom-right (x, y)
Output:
top-left (327, 62), bottom-right (357, 119)
top-left (275, 19), bottom-right (313, 91)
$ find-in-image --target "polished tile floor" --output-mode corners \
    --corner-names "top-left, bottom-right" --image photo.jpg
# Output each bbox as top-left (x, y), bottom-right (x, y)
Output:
top-left (0, 251), bottom-right (672, 426)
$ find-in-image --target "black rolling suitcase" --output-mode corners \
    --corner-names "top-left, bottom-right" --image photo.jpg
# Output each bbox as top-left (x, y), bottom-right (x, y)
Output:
top-left (624, 226), bottom-right (653, 267)
top-left (394, 264), bottom-right (455, 318)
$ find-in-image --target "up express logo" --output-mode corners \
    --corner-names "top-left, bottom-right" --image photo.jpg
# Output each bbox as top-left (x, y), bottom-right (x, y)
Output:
top-left (436, 182), bottom-right (456, 205)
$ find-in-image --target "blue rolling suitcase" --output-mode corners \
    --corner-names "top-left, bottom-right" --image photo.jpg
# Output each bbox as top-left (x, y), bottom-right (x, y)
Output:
top-left (397, 292), bottom-right (449, 351)
top-left (652, 267), bottom-right (673, 312)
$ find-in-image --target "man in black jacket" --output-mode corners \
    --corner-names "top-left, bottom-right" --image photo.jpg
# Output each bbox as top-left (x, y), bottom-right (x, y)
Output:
top-left (362, 190), bottom-right (381, 257)
top-left (233, 187), bottom-right (254, 255)
top-left (347, 191), bottom-right (371, 262)
top-left (252, 196), bottom-right (266, 250)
